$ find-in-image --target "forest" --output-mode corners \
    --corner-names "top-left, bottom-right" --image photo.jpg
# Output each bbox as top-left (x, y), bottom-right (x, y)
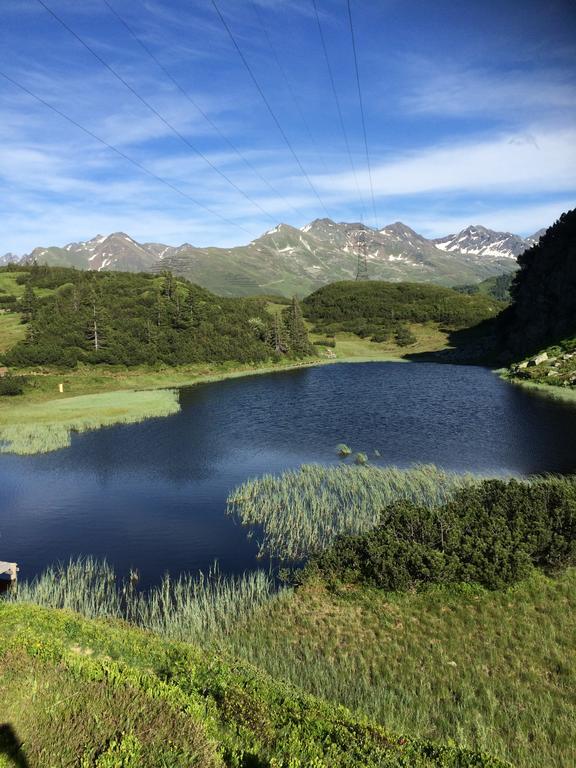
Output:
top-left (500, 208), bottom-right (576, 358)
top-left (0, 265), bottom-right (312, 368)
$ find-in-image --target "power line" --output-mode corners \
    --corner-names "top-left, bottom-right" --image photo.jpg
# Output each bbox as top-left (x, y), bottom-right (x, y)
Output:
top-left (311, 0), bottom-right (366, 222)
top-left (35, 0), bottom-right (278, 225)
top-left (100, 0), bottom-right (305, 221)
top-left (346, 0), bottom-right (378, 229)
top-left (210, 0), bottom-right (332, 219)
top-left (0, 69), bottom-right (252, 236)
top-left (250, 0), bottom-right (328, 174)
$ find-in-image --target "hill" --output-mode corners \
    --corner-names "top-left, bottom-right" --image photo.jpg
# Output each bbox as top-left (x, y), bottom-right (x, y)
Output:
top-left (0, 266), bottom-right (312, 369)
top-left (6, 219), bottom-right (542, 298)
top-left (0, 601), bottom-right (508, 767)
top-left (454, 272), bottom-right (515, 302)
top-left (497, 208), bottom-right (576, 391)
top-left (302, 280), bottom-right (504, 341)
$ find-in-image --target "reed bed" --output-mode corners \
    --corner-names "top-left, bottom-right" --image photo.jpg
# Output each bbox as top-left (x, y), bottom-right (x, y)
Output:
top-left (227, 463), bottom-right (477, 560)
top-left (8, 557), bottom-right (283, 643)
top-left (0, 389), bottom-right (180, 454)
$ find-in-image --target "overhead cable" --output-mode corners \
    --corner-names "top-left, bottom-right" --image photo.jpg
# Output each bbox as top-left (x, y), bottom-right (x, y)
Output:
top-left (0, 69), bottom-right (252, 236)
top-left (346, 0), bottom-right (378, 228)
top-left (311, 0), bottom-right (366, 222)
top-left (36, 0), bottom-right (278, 224)
top-left (101, 0), bottom-right (305, 221)
top-left (211, 0), bottom-right (332, 219)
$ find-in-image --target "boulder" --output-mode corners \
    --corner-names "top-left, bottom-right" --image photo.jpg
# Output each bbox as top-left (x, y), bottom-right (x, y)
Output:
top-left (528, 352), bottom-right (548, 366)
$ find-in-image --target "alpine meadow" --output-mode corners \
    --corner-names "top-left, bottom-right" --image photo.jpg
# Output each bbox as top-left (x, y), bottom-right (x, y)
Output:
top-left (1, 1), bottom-right (575, 767)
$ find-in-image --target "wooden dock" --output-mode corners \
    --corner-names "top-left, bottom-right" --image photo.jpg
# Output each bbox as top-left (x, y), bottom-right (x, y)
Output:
top-left (0, 561), bottom-right (18, 582)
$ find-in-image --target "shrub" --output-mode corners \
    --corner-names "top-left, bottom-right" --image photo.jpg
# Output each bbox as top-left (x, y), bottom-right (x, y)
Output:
top-left (0, 374), bottom-right (26, 396)
top-left (395, 325), bottom-right (417, 347)
top-left (305, 477), bottom-right (576, 590)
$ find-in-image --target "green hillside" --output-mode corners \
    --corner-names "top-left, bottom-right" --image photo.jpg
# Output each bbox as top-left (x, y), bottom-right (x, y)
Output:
top-left (502, 208), bottom-right (576, 358)
top-left (0, 601), bottom-right (508, 768)
top-left (501, 209), bottom-right (576, 391)
top-left (303, 280), bottom-right (504, 341)
top-left (454, 273), bottom-right (515, 302)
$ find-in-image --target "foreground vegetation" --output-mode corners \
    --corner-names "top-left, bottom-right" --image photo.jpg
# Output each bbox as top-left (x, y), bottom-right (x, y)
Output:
top-left (9, 558), bottom-right (282, 645)
top-left (226, 570), bottom-right (575, 768)
top-left (5, 468), bottom-right (576, 767)
top-left (0, 600), bottom-right (508, 767)
top-left (303, 476), bottom-right (576, 590)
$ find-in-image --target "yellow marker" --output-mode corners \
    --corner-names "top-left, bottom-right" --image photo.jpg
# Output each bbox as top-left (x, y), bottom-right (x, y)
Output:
top-left (59, 382), bottom-right (64, 394)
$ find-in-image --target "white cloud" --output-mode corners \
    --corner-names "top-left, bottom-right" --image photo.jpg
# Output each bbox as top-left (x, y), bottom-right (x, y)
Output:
top-left (315, 126), bottom-right (576, 199)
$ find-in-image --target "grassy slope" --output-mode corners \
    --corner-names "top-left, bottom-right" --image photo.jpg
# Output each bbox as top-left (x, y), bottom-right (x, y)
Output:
top-left (0, 602), bottom-right (506, 768)
top-left (0, 314), bottom-right (26, 354)
top-left (225, 570), bottom-right (576, 768)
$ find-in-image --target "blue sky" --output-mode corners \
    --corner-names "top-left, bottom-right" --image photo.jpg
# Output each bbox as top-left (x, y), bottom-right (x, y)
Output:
top-left (1, 0), bottom-right (575, 253)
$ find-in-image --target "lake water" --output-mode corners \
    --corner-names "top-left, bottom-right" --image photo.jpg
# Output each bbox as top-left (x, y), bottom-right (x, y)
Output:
top-left (1, 362), bottom-right (575, 586)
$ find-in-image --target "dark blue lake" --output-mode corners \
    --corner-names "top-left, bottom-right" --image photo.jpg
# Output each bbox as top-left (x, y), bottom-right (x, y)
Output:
top-left (1, 362), bottom-right (575, 586)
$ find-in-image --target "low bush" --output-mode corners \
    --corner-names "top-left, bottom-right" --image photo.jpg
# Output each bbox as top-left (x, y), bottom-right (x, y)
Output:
top-left (0, 373), bottom-right (26, 396)
top-left (305, 477), bottom-right (576, 590)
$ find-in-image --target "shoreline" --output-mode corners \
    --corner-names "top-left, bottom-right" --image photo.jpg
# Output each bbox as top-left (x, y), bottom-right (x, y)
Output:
top-left (0, 352), bottom-right (407, 455)
top-left (498, 372), bottom-right (576, 404)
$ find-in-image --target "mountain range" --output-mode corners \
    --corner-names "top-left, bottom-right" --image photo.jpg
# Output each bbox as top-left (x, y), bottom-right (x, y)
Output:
top-left (2, 220), bottom-right (544, 297)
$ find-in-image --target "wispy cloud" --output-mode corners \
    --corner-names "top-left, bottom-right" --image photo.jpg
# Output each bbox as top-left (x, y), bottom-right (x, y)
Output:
top-left (400, 57), bottom-right (576, 120)
top-left (316, 127), bottom-right (576, 199)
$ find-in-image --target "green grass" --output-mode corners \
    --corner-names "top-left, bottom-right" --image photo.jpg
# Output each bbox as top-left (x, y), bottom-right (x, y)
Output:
top-left (505, 378), bottom-right (576, 404)
top-left (0, 601), bottom-right (507, 767)
top-left (0, 272), bottom-right (27, 298)
top-left (0, 389), bottom-right (180, 454)
top-left (225, 569), bottom-right (576, 768)
top-left (0, 313), bottom-right (26, 354)
top-left (227, 464), bottom-right (475, 560)
top-left (325, 324), bottom-right (450, 359)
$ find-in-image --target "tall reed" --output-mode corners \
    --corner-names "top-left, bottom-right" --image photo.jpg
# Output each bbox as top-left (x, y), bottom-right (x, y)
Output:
top-left (8, 557), bottom-right (283, 643)
top-left (227, 463), bottom-right (477, 560)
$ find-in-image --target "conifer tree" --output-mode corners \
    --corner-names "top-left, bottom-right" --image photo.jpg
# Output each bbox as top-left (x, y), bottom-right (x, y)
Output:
top-left (267, 312), bottom-right (289, 355)
top-left (283, 297), bottom-right (314, 357)
top-left (20, 283), bottom-right (37, 324)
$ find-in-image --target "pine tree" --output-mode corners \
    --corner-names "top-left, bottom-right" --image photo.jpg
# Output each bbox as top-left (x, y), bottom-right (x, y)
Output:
top-left (283, 297), bottom-right (314, 357)
top-left (20, 283), bottom-right (37, 324)
top-left (85, 286), bottom-right (108, 352)
top-left (267, 312), bottom-right (289, 355)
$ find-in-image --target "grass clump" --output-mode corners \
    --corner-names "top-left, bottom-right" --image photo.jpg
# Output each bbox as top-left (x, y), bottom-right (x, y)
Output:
top-left (336, 442), bottom-right (352, 456)
top-left (227, 464), bottom-right (474, 560)
top-left (0, 373), bottom-right (26, 396)
top-left (0, 388), bottom-right (180, 454)
top-left (9, 557), bottom-right (282, 645)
